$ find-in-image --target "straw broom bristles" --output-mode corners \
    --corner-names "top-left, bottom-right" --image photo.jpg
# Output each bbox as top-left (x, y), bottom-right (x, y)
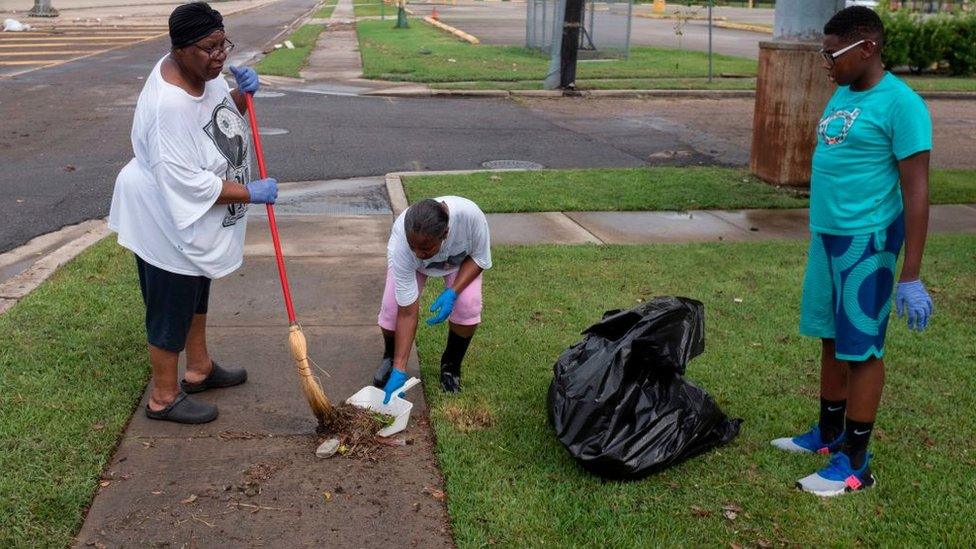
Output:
top-left (288, 324), bottom-right (334, 426)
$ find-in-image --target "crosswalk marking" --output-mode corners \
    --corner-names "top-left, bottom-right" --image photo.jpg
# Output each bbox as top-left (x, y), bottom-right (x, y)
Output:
top-left (0, 36), bottom-right (158, 41)
top-left (0, 26), bottom-right (167, 77)
top-left (0, 50), bottom-right (95, 55)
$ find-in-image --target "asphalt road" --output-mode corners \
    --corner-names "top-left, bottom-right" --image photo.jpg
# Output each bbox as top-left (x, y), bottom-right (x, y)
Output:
top-left (0, 0), bottom-right (727, 254)
top-left (0, 0), bottom-right (322, 253)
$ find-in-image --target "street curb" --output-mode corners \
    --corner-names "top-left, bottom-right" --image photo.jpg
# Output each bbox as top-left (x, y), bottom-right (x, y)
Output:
top-left (385, 167), bottom-right (538, 216)
top-left (375, 88), bottom-right (758, 99)
top-left (373, 87), bottom-right (976, 101)
top-left (917, 91), bottom-right (976, 100)
top-left (633, 12), bottom-right (728, 22)
top-left (422, 16), bottom-right (480, 44)
top-left (713, 21), bottom-right (773, 34)
top-left (0, 219), bottom-right (110, 316)
top-left (385, 174), bottom-right (410, 217)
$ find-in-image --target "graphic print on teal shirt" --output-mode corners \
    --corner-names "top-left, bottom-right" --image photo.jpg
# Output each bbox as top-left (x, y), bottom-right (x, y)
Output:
top-left (810, 72), bottom-right (932, 236)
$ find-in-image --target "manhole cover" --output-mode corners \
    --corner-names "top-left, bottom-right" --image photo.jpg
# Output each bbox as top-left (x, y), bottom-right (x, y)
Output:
top-left (481, 160), bottom-right (544, 170)
top-left (258, 127), bottom-right (289, 136)
top-left (255, 90), bottom-right (286, 98)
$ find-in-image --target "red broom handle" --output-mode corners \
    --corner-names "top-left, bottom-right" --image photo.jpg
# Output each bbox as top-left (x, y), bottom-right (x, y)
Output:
top-left (244, 92), bottom-right (297, 325)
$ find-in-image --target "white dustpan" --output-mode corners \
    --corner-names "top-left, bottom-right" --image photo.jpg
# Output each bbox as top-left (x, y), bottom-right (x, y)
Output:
top-left (346, 377), bottom-right (422, 437)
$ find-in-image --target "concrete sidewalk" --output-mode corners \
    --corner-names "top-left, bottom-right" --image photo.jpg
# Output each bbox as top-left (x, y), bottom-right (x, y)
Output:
top-left (384, 172), bottom-right (976, 244)
top-left (74, 178), bottom-right (453, 547)
top-left (486, 205), bottom-right (976, 245)
top-left (295, 0), bottom-right (430, 96)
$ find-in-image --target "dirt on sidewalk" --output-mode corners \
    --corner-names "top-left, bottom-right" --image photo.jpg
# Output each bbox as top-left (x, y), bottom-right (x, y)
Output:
top-left (73, 178), bottom-right (455, 547)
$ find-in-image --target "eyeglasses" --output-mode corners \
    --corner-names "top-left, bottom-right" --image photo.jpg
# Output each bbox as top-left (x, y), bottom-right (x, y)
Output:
top-left (192, 38), bottom-right (235, 58)
top-left (819, 39), bottom-right (874, 67)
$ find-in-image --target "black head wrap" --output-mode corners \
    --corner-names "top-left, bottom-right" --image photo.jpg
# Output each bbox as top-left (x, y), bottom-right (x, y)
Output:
top-left (169, 2), bottom-right (224, 48)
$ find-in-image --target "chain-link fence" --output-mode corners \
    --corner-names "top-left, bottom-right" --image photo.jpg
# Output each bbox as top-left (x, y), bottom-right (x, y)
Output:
top-left (526, 0), bottom-right (634, 59)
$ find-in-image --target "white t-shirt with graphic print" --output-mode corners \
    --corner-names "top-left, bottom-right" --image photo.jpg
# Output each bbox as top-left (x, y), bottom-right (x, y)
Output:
top-left (109, 56), bottom-right (250, 279)
top-left (388, 196), bottom-right (492, 306)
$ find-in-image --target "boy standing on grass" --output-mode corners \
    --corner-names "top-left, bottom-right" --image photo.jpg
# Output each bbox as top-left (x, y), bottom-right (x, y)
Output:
top-left (770, 7), bottom-right (934, 496)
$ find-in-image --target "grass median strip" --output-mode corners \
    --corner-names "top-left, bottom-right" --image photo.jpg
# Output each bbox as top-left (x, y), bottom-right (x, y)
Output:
top-left (415, 237), bottom-right (976, 546)
top-left (0, 239), bottom-right (146, 548)
top-left (358, 19), bottom-right (757, 83)
top-left (354, 0), bottom-right (394, 18)
top-left (357, 20), bottom-right (976, 91)
top-left (403, 167), bottom-right (976, 213)
top-left (254, 24), bottom-right (326, 78)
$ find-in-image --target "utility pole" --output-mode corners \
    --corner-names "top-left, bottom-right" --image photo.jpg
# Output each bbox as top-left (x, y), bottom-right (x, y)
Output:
top-left (28, 0), bottom-right (59, 17)
top-left (750, 0), bottom-right (844, 187)
top-left (707, 0), bottom-right (713, 83)
top-left (559, 0), bottom-right (584, 89)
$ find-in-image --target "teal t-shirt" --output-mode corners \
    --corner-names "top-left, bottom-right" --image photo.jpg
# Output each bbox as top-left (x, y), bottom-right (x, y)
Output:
top-left (810, 72), bottom-right (932, 235)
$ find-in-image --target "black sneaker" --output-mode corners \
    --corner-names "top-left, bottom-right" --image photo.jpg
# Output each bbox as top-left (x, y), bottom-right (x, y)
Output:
top-left (440, 362), bottom-right (461, 393)
top-left (373, 357), bottom-right (394, 388)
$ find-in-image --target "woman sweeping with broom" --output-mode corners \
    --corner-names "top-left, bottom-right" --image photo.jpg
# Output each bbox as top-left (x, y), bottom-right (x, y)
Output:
top-left (109, 2), bottom-right (278, 424)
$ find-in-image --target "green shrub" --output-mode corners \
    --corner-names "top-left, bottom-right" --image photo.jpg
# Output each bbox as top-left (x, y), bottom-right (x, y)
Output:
top-left (880, 9), bottom-right (976, 76)
top-left (908, 14), bottom-right (950, 73)
top-left (943, 12), bottom-right (976, 76)
top-left (880, 9), bottom-right (912, 69)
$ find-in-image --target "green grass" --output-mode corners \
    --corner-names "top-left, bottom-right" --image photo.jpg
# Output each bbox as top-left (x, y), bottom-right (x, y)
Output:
top-left (354, 2), bottom-right (393, 17)
top-left (0, 239), bottom-right (147, 547)
top-left (901, 75), bottom-right (976, 92)
top-left (254, 24), bottom-right (326, 78)
top-left (403, 167), bottom-right (976, 213)
top-left (358, 21), bottom-right (976, 92)
top-left (415, 237), bottom-right (976, 547)
top-left (358, 19), bottom-right (757, 83)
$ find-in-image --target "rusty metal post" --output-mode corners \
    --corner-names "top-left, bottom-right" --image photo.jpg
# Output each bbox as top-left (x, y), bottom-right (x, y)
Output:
top-left (750, 0), bottom-right (844, 187)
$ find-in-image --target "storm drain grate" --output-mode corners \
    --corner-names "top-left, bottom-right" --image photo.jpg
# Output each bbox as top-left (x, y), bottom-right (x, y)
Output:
top-left (481, 160), bottom-right (544, 170)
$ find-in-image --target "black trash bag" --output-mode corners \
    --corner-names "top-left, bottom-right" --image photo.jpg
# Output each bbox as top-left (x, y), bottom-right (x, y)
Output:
top-left (548, 296), bottom-right (742, 480)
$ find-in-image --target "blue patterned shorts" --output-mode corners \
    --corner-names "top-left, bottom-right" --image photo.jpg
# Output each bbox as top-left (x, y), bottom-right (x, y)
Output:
top-left (799, 214), bottom-right (905, 361)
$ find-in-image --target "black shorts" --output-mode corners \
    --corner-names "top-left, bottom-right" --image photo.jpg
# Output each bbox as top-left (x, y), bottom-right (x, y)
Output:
top-left (135, 255), bottom-right (211, 352)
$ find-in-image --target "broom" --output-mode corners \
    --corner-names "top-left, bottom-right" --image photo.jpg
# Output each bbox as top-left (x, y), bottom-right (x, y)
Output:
top-left (243, 92), bottom-right (334, 427)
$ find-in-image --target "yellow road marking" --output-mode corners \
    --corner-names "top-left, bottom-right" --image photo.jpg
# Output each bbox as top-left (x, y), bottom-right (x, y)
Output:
top-left (0, 61), bottom-right (59, 66)
top-left (0, 51), bottom-right (96, 56)
top-left (0, 43), bottom-right (117, 48)
top-left (13, 29), bottom-right (167, 34)
top-left (0, 32), bottom-right (166, 78)
top-left (0, 36), bottom-right (157, 41)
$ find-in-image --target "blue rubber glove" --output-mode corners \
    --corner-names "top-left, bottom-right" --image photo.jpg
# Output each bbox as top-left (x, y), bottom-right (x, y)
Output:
top-left (383, 368), bottom-right (408, 405)
top-left (895, 279), bottom-right (934, 332)
top-left (246, 178), bottom-right (278, 204)
top-left (228, 65), bottom-right (259, 94)
top-left (426, 288), bottom-right (457, 326)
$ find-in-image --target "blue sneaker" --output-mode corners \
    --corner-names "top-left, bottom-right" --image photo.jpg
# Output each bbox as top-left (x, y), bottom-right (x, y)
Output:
top-left (796, 451), bottom-right (876, 497)
top-left (771, 424), bottom-right (845, 454)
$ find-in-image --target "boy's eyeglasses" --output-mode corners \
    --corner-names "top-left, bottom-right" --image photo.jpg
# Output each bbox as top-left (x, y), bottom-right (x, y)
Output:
top-left (192, 39), bottom-right (235, 58)
top-left (820, 39), bottom-right (874, 67)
